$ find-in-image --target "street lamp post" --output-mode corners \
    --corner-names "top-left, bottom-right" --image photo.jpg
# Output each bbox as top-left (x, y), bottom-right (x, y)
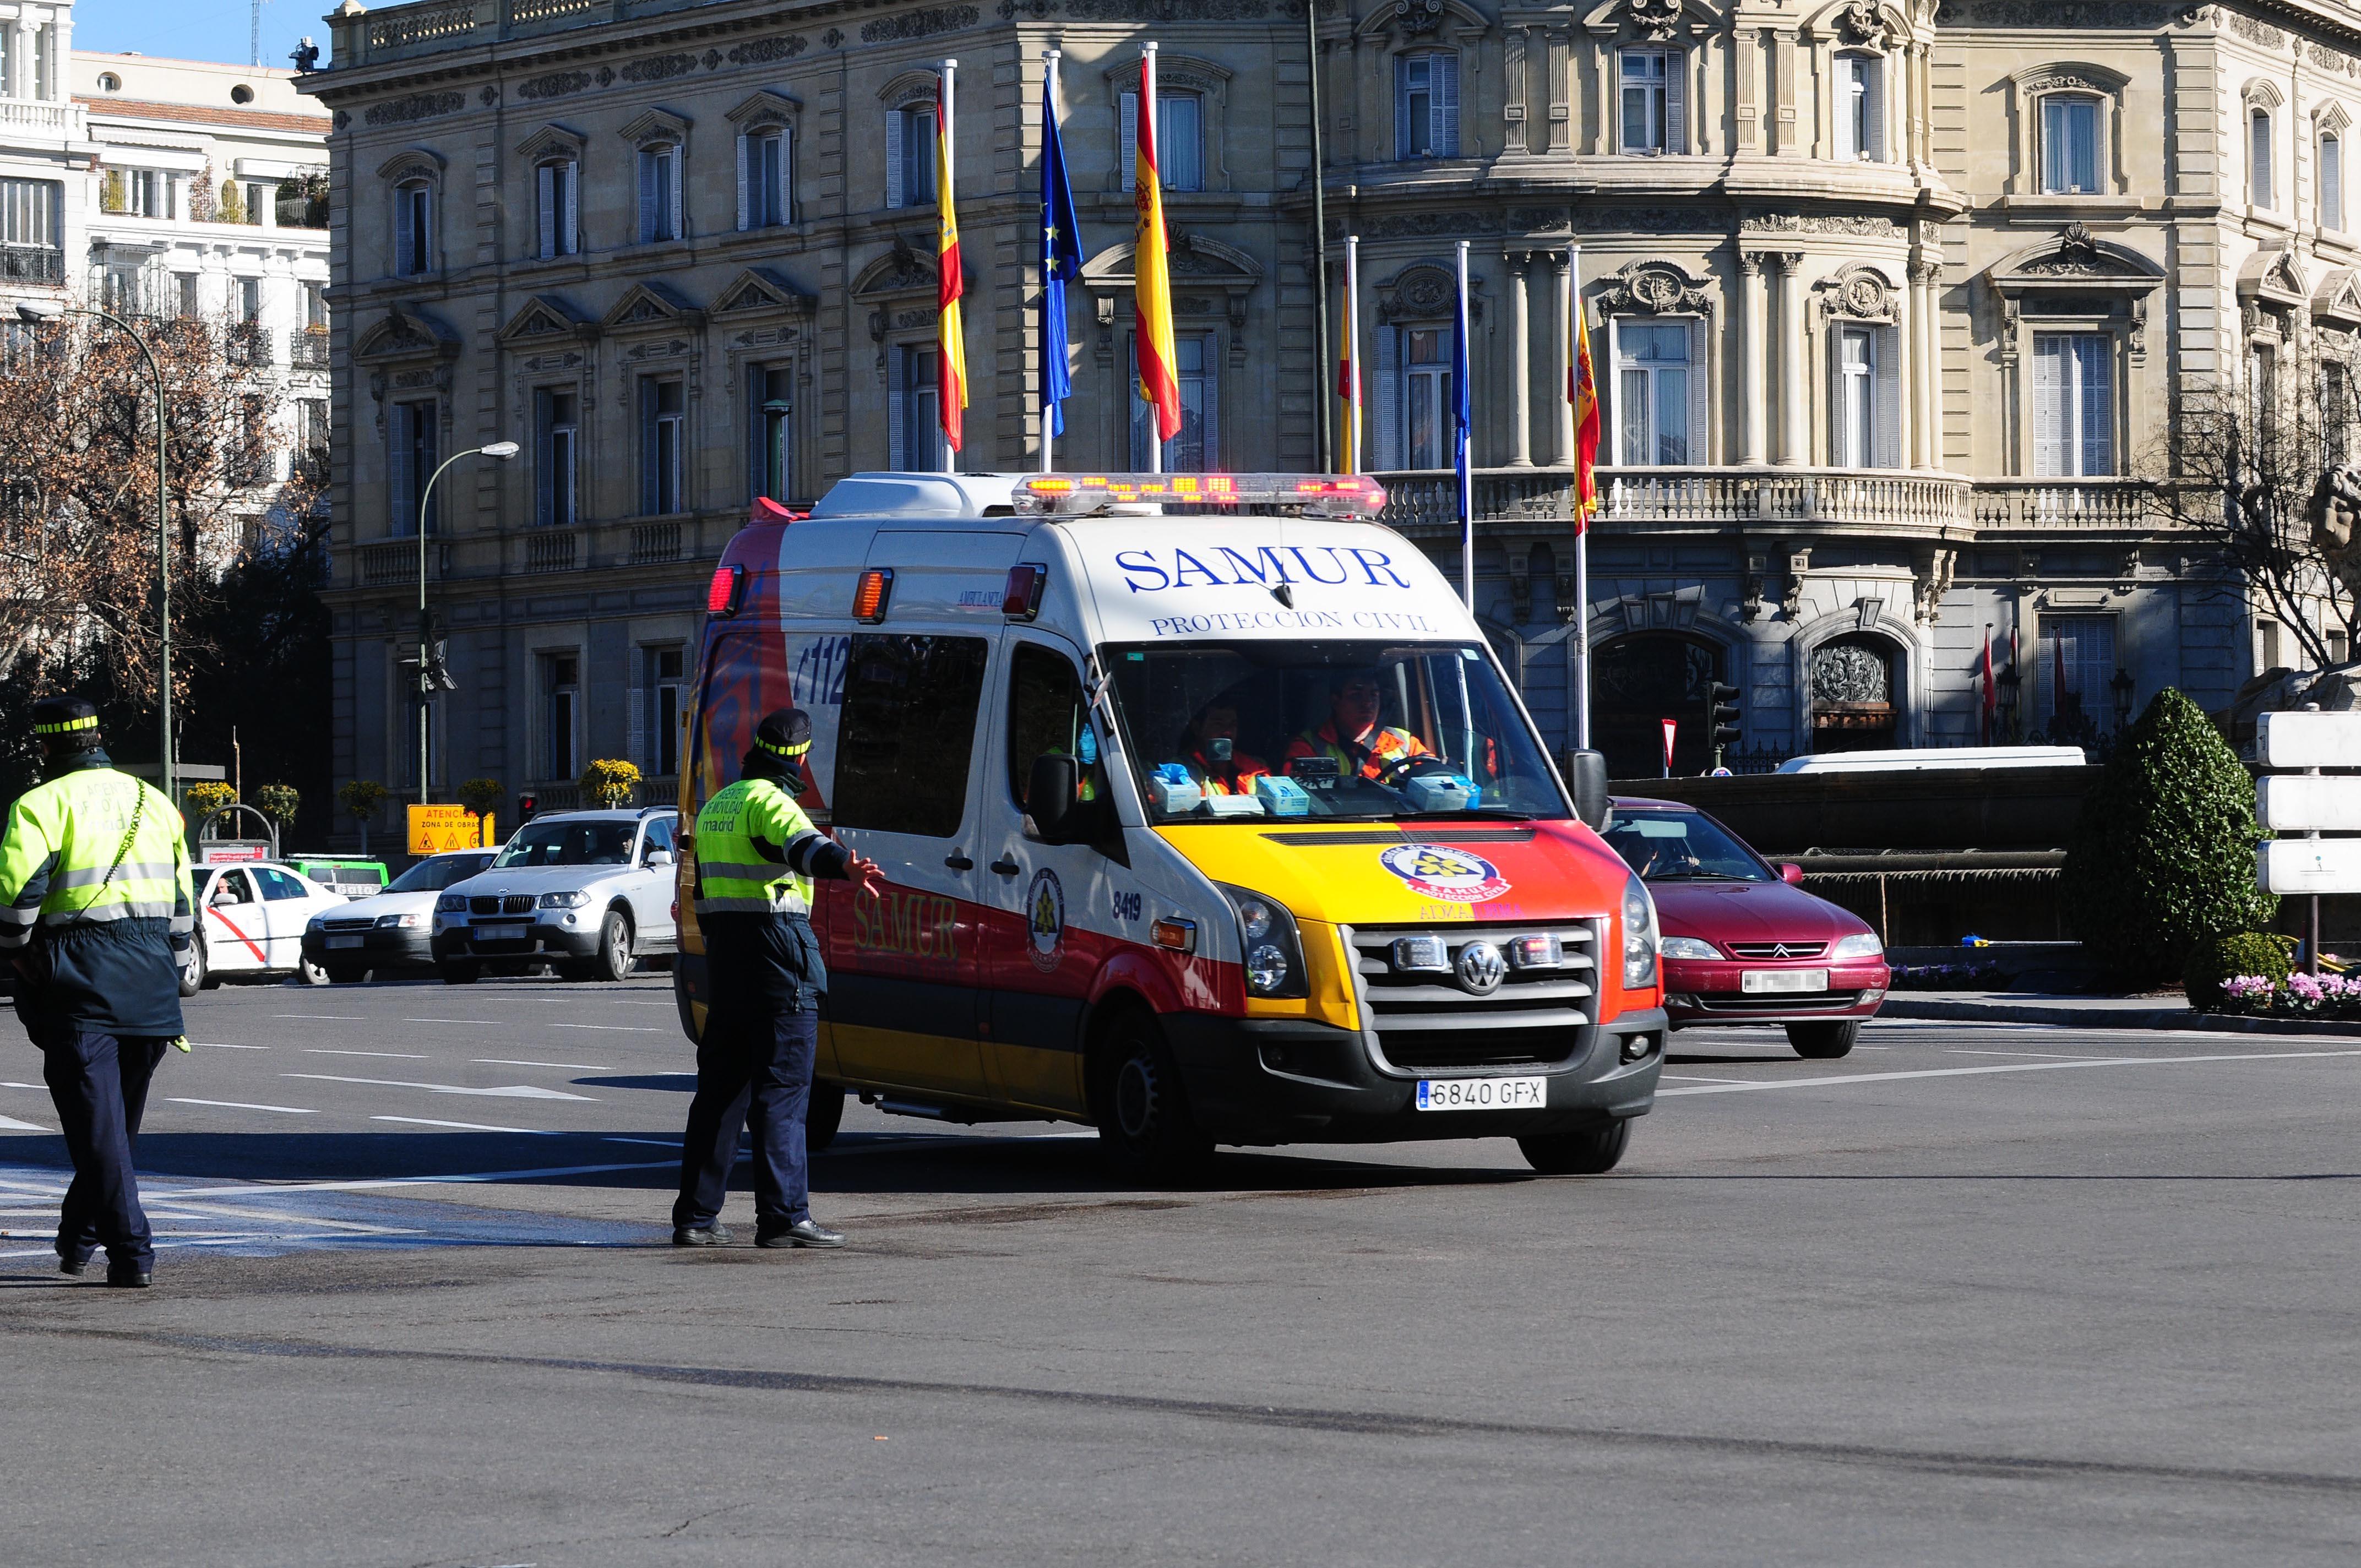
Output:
top-left (413, 442), bottom-right (519, 815)
top-left (17, 302), bottom-right (171, 800)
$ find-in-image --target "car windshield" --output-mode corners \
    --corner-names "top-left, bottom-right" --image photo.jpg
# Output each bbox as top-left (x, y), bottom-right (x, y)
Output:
top-left (490, 820), bottom-right (637, 868)
top-left (388, 853), bottom-right (496, 893)
top-left (1602, 808), bottom-right (1771, 882)
top-left (1106, 641), bottom-right (1570, 823)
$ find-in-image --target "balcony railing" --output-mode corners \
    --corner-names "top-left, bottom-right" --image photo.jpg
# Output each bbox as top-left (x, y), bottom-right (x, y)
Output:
top-left (629, 520), bottom-right (682, 564)
top-left (225, 322), bottom-right (270, 367)
top-left (1970, 479), bottom-right (2155, 530)
top-left (1374, 466), bottom-right (1974, 533)
top-left (358, 539), bottom-right (445, 588)
top-left (1, 246), bottom-right (63, 284)
top-left (524, 531), bottom-right (578, 574)
top-left (289, 328), bottom-right (329, 369)
top-left (0, 99), bottom-right (85, 135)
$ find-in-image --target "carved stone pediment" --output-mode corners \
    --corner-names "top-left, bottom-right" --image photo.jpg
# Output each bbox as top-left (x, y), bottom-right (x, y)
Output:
top-left (1813, 263), bottom-right (1897, 323)
top-left (1596, 258), bottom-right (1715, 315)
top-left (497, 294), bottom-right (596, 345)
top-left (600, 281), bottom-right (702, 333)
top-left (617, 107), bottom-right (691, 148)
top-left (2317, 267), bottom-right (2361, 330)
top-left (516, 124), bottom-right (584, 165)
top-left (1835, 0), bottom-right (1890, 43)
top-left (1988, 225), bottom-right (2164, 295)
top-left (714, 266), bottom-right (817, 318)
top-left (853, 238), bottom-right (938, 297)
top-left (356, 305), bottom-right (460, 363)
top-left (2239, 243), bottom-right (2309, 309)
top-left (1626, 0), bottom-right (1685, 40)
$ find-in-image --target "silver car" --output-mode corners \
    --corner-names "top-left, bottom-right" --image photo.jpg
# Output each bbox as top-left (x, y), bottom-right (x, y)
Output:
top-left (430, 808), bottom-right (678, 983)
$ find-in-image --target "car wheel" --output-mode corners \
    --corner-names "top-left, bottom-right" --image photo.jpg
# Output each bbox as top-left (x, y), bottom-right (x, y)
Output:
top-left (297, 956), bottom-right (332, 986)
top-left (324, 965), bottom-right (367, 985)
top-left (1787, 1020), bottom-right (1859, 1059)
top-left (807, 1080), bottom-right (847, 1153)
top-left (178, 935), bottom-right (207, 998)
top-left (1517, 1118), bottom-right (1631, 1175)
top-left (590, 909), bottom-right (634, 982)
top-left (1093, 1008), bottom-right (1212, 1185)
top-left (440, 962), bottom-right (481, 986)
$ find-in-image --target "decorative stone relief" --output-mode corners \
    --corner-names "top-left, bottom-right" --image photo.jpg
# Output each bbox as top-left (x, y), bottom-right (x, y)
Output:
top-left (1836, 0), bottom-right (1889, 45)
top-left (1743, 211), bottom-right (1903, 237)
top-left (1393, 0), bottom-right (1446, 35)
top-left (1368, 211), bottom-right (1502, 238)
top-left (729, 35), bottom-right (807, 64)
top-left (1814, 264), bottom-right (1897, 323)
top-left (1912, 546), bottom-right (1956, 624)
top-left (1626, 0), bottom-right (1684, 42)
top-left (1580, 206), bottom-right (1725, 233)
top-left (364, 91), bottom-right (465, 127)
top-left (1595, 258), bottom-right (1714, 315)
top-left (860, 6), bottom-right (980, 42)
top-left (1062, 0), bottom-right (1269, 19)
top-left (619, 53), bottom-right (697, 83)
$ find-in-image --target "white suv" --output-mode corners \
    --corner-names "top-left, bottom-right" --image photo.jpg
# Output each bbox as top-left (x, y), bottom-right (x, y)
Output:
top-left (431, 808), bottom-right (678, 983)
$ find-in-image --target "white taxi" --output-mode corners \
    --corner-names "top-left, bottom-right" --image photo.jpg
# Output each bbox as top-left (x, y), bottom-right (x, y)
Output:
top-left (179, 862), bottom-right (349, 993)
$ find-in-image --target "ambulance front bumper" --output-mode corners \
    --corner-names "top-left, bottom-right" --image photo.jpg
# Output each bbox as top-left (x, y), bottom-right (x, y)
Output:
top-left (1160, 1008), bottom-right (1667, 1146)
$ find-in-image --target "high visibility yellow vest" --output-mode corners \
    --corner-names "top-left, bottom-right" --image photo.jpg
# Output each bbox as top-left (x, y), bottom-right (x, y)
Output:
top-left (0, 764), bottom-right (193, 950)
top-left (693, 777), bottom-right (816, 916)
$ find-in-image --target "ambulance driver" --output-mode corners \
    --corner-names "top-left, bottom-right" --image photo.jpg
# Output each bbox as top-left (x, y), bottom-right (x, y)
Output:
top-left (1176, 692), bottom-right (1268, 797)
top-left (1283, 668), bottom-right (1432, 781)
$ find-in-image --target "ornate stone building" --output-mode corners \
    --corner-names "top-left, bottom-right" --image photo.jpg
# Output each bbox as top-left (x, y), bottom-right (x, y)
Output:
top-left (302, 0), bottom-right (2341, 811)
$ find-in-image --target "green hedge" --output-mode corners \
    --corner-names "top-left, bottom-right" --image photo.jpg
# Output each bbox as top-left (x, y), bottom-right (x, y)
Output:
top-left (2182, 932), bottom-right (2298, 1011)
top-left (2061, 688), bottom-right (2276, 987)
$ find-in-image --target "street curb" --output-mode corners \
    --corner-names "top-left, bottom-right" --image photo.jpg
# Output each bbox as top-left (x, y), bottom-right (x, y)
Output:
top-left (1881, 998), bottom-right (2361, 1037)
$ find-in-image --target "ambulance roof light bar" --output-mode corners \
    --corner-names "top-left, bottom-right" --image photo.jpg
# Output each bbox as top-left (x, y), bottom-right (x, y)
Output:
top-left (1014, 473), bottom-right (1389, 521)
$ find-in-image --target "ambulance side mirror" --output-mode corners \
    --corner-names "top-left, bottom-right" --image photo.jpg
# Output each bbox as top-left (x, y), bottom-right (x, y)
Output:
top-left (1563, 749), bottom-right (1610, 831)
top-left (1027, 754), bottom-right (1078, 841)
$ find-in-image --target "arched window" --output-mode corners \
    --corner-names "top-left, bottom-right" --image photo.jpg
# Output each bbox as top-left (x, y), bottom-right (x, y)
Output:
top-left (1592, 633), bottom-right (1722, 778)
top-left (885, 97), bottom-right (937, 210)
top-left (1122, 85), bottom-right (1204, 190)
top-left (2322, 129), bottom-right (2344, 231)
top-left (1809, 635), bottom-right (1897, 752)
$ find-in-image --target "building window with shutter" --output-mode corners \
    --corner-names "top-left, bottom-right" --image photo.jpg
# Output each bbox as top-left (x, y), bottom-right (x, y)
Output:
top-left (1129, 331), bottom-right (1218, 470)
top-left (2039, 95), bottom-right (2102, 193)
top-left (534, 158), bottom-right (578, 258)
top-left (542, 653), bottom-right (580, 781)
top-left (2043, 615), bottom-right (2116, 733)
top-left (2326, 360), bottom-right (2357, 468)
top-left (534, 388), bottom-right (579, 527)
top-left (393, 179), bottom-right (433, 275)
top-left (2251, 108), bottom-right (2275, 209)
top-left (1615, 322), bottom-right (1693, 465)
top-left (739, 126), bottom-right (790, 228)
top-left (891, 343), bottom-right (944, 470)
top-left (1619, 48), bottom-right (1685, 155)
top-left (1827, 320), bottom-right (1901, 469)
top-left (1395, 53), bottom-right (1459, 160)
top-left (1120, 89), bottom-right (1204, 191)
top-left (1397, 326), bottom-right (1455, 470)
top-left (639, 376), bottom-right (685, 514)
top-left (389, 399), bottom-right (439, 537)
top-left (638, 142), bottom-right (683, 243)
top-left (643, 647), bottom-right (685, 777)
top-left (749, 364), bottom-right (791, 500)
top-left (886, 102), bottom-right (936, 210)
top-left (2031, 333), bottom-right (2113, 477)
top-left (2323, 130), bottom-right (2345, 231)
top-left (1835, 53), bottom-right (1885, 162)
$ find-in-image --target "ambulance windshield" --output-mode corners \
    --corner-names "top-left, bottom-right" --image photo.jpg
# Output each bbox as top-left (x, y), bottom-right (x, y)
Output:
top-left (1106, 641), bottom-right (1571, 823)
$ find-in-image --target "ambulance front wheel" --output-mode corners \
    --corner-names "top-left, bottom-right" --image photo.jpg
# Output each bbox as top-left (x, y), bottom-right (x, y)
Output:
top-left (1517, 1118), bottom-right (1631, 1176)
top-left (1094, 1007), bottom-right (1213, 1184)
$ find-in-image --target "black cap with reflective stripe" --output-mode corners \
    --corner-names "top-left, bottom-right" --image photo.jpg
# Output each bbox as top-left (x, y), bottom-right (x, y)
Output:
top-left (753, 708), bottom-right (813, 760)
top-left (32, 695), bottom-right (99, 739)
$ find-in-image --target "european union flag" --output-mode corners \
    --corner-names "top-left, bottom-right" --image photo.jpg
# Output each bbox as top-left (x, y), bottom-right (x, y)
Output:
top-left (1041, 74), bottom-right (1083, 440)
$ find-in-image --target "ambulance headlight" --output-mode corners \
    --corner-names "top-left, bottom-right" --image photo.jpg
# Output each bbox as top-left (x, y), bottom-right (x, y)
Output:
top-left (1622, 875), bottom-right (1659, 991)
top-left (1216, 884), bottom-right (1307, 1000)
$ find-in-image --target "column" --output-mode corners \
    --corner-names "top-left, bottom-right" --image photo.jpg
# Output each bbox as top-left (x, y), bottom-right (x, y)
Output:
top-left (1775, 252), bottom-right (1807, 465)
top-left (1739, 251), bottom-right (1766, 465)
top-left (1508, 252), bottom-right (1533, 467)
top-left (1910, 258), bottom-right (1940, 470)
top-left (1551, 252), bottom-right (1575, 465)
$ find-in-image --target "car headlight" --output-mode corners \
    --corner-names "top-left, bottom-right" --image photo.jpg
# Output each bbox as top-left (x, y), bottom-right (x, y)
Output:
top-left (376, 913), bottom-right (421, 929)
top-left (306, 916), bottom-right (324, 933)
top-left (1622, 875), bottom-right (1658, 990)
top-left (436, 892), bottom-right (468, 912)
top-left (1216, 883), bottom-right (1308, 999)
top-left (1831, 932), bottom-right (1884, 961)
top-left (538, 890), bottom-right (590, 909)
top-left (1658, 935), bottom-right (1720, 961)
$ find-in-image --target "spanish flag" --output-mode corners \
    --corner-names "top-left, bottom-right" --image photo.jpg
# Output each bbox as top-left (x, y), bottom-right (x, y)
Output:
top-left (935, 102), bottom-right (967, 453)
top-left (1134, 51), bottom-right (1181, 444)
top-left (1569, 262), bottom-right (1601, 530)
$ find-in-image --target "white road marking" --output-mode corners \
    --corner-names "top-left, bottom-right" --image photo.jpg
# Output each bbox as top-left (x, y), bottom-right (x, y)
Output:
top-left (547, 1022), bottom-right (663, 1033)
top-left (280, 1072), bottom-right (598, 1102)
top-left (1657, 1074), bottom-right (1755, 1085)
top-left (604, 1136), bottom-right (681, 1147)
top-left (165, 1098), bottom-right (318, 1115)
top-left (0, 1114), bottom-right (48, 1133)
top-left (1656, 1047), bottom-right (2361, 1097)
top-left (139, 1158), bottom-right (677, 1199)
top-left (1, 1082), bottom-right (41, 1090)
top-left (1941, 1048), bottom-right (2144, 1060)
top-left (303, 1048), bottom-right (433, 1060)
top-left (273, 1014), bottom-right (365, 1021)
top-left (372, 1115), bottom-right (558, 1135)
top-left (474, 1058), bottom-right (610, 1071)
top-left (192, 1043), bottom-right (270, 1050)
top-left (402, 1018), bottom-right (502, 1026)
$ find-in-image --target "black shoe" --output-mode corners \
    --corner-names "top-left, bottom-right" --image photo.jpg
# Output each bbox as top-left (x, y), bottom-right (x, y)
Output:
top-left (757, 1218), bottom-right (845, 1249)
top-left (671, 1223), bottom-right (733, 1247)
top-left (104, 1261), bottom-right (151, 1289)
top-left (58, 1255), bottom-right (88, 1278)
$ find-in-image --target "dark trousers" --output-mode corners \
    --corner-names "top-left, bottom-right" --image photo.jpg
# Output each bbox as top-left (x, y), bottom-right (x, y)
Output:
top-left (41, 1027), bottom-right (170, 1266)
top-left (672, 1005), bottom-right (817, 1232)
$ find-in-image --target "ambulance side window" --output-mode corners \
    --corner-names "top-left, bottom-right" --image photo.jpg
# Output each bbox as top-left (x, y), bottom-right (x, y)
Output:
top-left (1005, 644), bottom-right (1103, 807)
top-left (833, 633), bottom-right (989, 839)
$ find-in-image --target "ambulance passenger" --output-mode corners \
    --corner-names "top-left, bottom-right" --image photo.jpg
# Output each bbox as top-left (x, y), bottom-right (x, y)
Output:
top-left (1283, 669), bottom-right (1432, 781)
top-left (1177, 695), bottom-right (1269, 797)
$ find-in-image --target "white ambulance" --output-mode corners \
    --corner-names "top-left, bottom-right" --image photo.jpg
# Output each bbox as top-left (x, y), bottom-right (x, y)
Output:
top-left (676, 472), bottom-right (1666, 1179)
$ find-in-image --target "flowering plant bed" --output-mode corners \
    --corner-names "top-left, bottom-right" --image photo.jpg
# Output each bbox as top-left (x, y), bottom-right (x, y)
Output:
top-left (2214, 972), bottom-right (2361, 1017)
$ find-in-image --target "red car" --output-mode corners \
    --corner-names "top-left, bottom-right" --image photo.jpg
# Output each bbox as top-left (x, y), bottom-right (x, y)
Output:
top-left (1604, 797), bottom-right (1890, 1059)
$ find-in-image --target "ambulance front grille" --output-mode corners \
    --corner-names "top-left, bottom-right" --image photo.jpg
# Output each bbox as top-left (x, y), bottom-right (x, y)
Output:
top-left (1341, 921), bottom-right (1600, 1073)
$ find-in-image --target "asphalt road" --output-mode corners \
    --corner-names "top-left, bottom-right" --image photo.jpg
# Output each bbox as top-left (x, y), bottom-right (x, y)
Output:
top-left (4, 971), bottom-right (2361, 1565)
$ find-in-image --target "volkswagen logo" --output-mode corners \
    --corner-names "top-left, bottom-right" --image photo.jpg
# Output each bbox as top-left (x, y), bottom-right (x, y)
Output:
top-left (1454, 940), bottom-right (1506, 995)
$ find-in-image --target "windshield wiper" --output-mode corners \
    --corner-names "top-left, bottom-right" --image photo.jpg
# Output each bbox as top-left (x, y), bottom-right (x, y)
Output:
top-left (1646, 870), bottom-right (1759, 882)
top-left (1408, 806), bottom-right (1539, 820)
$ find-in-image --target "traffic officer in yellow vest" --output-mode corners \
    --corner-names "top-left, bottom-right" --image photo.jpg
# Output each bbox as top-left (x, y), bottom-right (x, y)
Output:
top-left (0, 696), bottom-right (194, 1289)
top-left (674, 707), bottom-right (883, 1250)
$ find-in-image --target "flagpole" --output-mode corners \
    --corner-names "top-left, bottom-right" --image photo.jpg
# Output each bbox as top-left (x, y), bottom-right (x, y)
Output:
top-left (1042, 49), bottom-right (1059, 476)
top-left (1455, 238), bottom-right (1473, 609)
top-left (1143, 41), bottom-right (1162, 476)
top-left (1569, 241), bottom-right (1590, 750)
top-left (1343, 234), bottom-right (1362, 476)
top-left (940, 56), bottom-right (958, 476)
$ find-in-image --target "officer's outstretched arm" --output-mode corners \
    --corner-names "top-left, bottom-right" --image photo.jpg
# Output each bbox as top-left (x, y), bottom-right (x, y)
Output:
top-left (0, 797), bottom-right (58, 956)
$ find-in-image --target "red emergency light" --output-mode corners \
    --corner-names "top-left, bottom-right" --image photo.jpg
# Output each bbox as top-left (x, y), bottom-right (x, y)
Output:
top-left (1002, 564), bottom-right (1047, 620)
top-left (706, 563), bottom-right (746, 617)
top-left (853, 567), bottom-right (895, 623)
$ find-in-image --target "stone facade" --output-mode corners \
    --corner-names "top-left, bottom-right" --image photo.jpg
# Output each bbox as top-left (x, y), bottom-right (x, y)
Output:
top-left (302, 0), bottom-right (2348, 808)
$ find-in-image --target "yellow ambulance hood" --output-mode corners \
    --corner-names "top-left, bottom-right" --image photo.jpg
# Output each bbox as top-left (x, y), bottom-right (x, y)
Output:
top-left (1157, 819), bottom-right (1628, 927)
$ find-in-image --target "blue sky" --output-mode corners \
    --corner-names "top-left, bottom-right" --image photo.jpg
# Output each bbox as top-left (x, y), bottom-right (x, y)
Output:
top-left (72, 0), bottom-right (329, 71)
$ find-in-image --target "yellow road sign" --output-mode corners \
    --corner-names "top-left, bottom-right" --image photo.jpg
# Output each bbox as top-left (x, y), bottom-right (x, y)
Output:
top-left (407, 804), bottom-right (494, 854)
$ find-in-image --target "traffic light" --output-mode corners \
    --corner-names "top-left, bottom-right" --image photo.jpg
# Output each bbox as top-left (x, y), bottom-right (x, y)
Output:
top-left (1705, 680), bottom-right (1742, 769)
top-left (518, 790), bottom-right (539, 821)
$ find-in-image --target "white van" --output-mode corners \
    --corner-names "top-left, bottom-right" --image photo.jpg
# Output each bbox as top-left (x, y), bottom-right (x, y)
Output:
top-left (676, 472), bottom-right (1667, 1178)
